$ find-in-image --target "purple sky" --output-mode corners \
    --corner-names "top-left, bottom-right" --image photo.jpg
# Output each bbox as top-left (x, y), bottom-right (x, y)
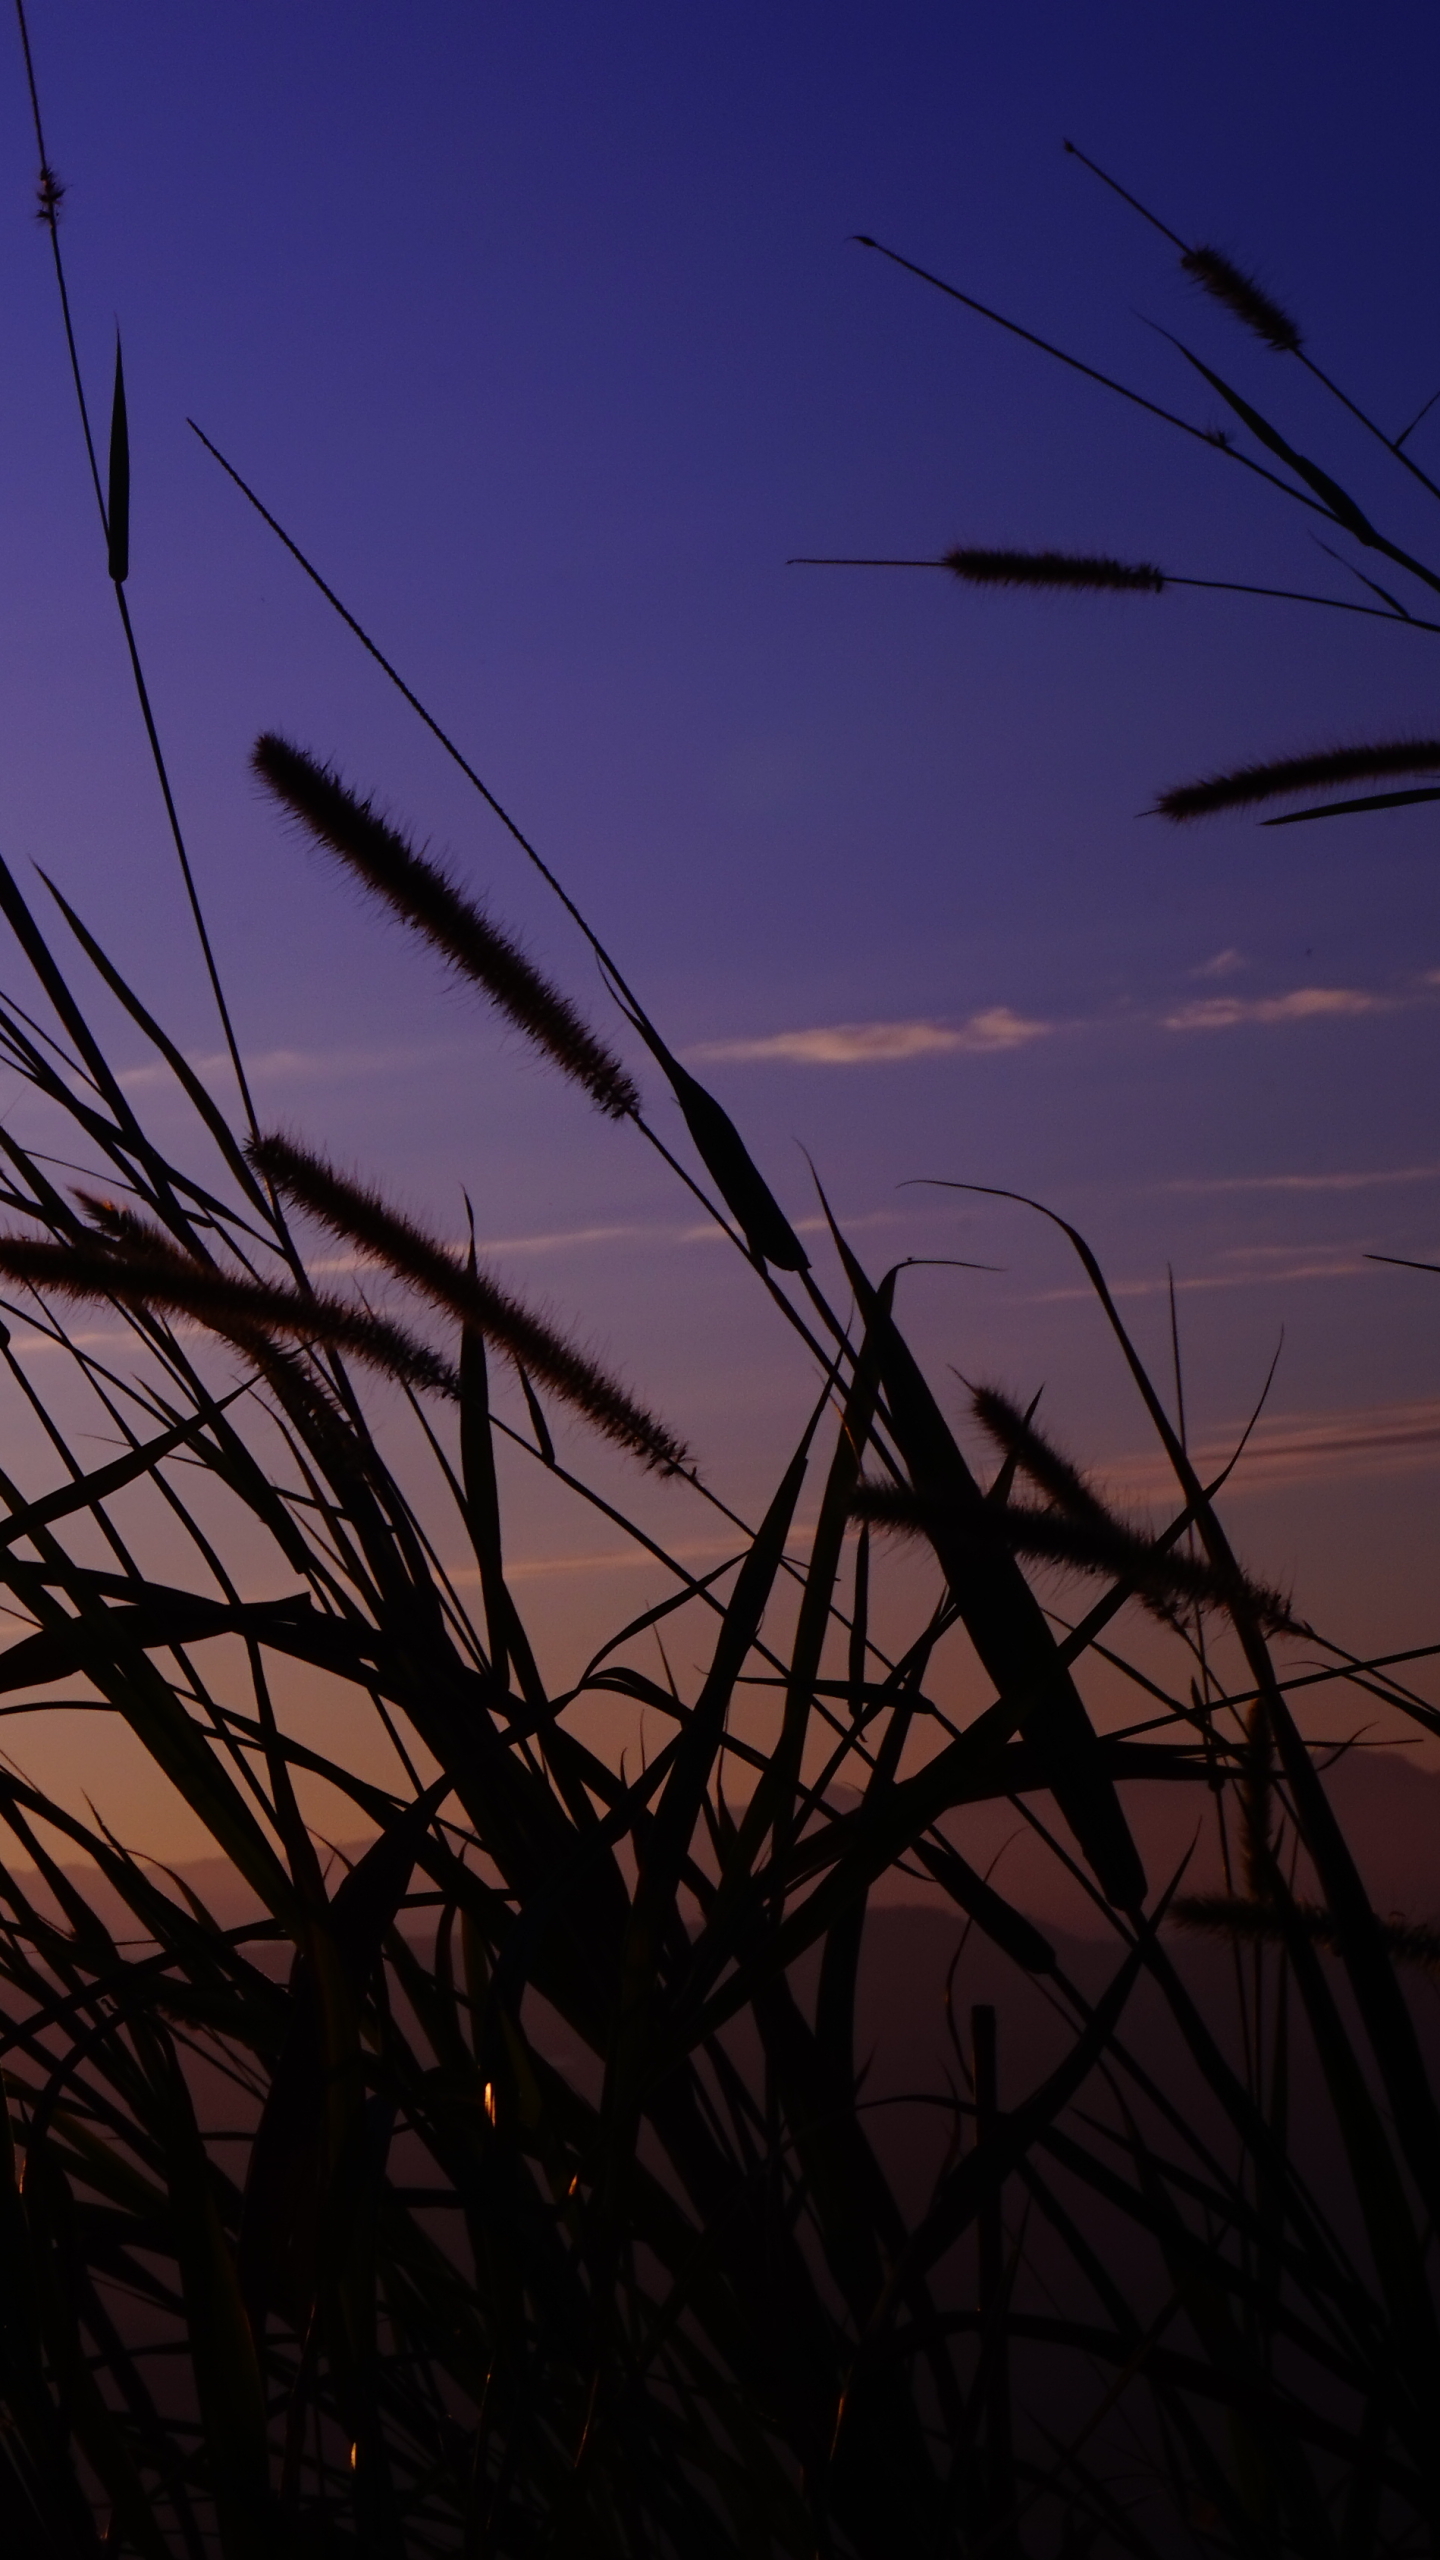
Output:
top-left (3, 1), bottom-right (1440, 1843)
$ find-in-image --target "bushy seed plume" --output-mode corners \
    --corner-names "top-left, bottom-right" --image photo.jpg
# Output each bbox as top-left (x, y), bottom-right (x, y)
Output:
top-left (1157, 737), bottom-right (1440, 821)
top-left (0, 1231), bottom-right (460, 1403)
top-left (942, 547), bottom-right (1165, 594)
top-left (970, 1385), bottom-right (1189, 1630)
top-left (251, 734), bottom-right (639, 1119)
top-left (249, 1132), bottom-right (688, 1475)
top-left (1181, 246), bottom-right (1301, 353)
top-left (75, 1191), bottom-right (178, 1254)
top-left (971, 1385), bottom-right (1107, 1521)
top-left (852, 1480), bottom-right (1293, 1633)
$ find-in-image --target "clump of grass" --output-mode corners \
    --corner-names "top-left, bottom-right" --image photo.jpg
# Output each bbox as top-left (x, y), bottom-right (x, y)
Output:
top-left (5, 717), bottom-right (1432, 2550)
top-left (5, 42), bottom-right (1440, 2551)
top-left (0, 716), bottom-right (1432, 2560)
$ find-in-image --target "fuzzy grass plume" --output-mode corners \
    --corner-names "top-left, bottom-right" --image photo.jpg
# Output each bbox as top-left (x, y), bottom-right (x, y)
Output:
top-left (250, 1131), bottom-right (688, 1473)
top-left (852, 1476), bottom-right (1292, 1629)
top-left (971, 1383), bottom-right (1110, 1520)
top-left (1155, 736), bottom-right (1440, 821)
top-left (252, 732), bottom-right (639, 1119)
top-left (1180, 245), bottom-right (1302, 353)
top-left (861, 1385), bottom-right (1294, 1627)
top-left (0, 1227), bottom-right (460, 1402)
top-left (942, 546), bottom-right (1165, 593)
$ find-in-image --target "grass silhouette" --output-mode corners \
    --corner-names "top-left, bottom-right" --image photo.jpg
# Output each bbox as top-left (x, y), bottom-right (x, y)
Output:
top-left (1, 34), bottom-right (1438, 2554)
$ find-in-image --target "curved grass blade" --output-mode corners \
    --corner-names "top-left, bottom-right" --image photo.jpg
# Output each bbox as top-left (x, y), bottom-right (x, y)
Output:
top-left (829, 1226), bottom-right (1145, 1909)
top-left (1262, 784), bottom-right (1440, 824)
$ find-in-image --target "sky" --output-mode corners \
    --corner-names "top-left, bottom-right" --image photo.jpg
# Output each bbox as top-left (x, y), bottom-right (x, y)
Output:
top-left (3, 0), bottom-right (1440, 1847)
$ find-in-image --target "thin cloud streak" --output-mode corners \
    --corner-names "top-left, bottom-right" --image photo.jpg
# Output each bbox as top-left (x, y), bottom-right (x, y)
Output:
top-left (8, 1327), bottom-right (129, 1356)
top-left (1099, 1398), bottom-right (1440, 1501)
top-left (305, 1224), bottom-right (646, 1275)
top-left (1029, 1253), bottom-right (1374, 1303)
top-left (306, 1208), bottom-right (901, 1276)
top-left (1162, 988), bottom-right (1396, 1033)
top-left (118, 1041), bottom-right (474, 1093)
top-left (1168, 1166), bottom-right (1440, 1195)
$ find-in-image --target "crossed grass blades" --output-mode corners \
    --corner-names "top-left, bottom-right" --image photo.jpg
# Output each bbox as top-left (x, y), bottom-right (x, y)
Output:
top-left (7, 61), bottom-right (1440, 2560)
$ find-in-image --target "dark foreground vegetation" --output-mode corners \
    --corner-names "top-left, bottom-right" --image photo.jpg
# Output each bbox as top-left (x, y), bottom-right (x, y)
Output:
top-left (4, 39), bottom-right (1440, 2554)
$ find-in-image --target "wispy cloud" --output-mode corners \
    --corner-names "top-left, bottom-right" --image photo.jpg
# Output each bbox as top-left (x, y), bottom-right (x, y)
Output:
top-left (1162, 987), bottom-right (1395, 1033)
top-left (316, 1208), bottom-right (899, 1271)
top-left (305, 1222), bottom-right (649, 1277)
top-left (689, 1009), bottom-right (1052, 1067)
top-left (688, 974), bottom-right (1426, 1070)
top-left (1030, 1247), bottom-right (1374, 1303)
top-left (476, 1222), bottom-right (647, 1257)
top-left (8, 1326), bottom-right (129, 1356)
top-left (1168, 1166), bottom-right (1440, 1195)
top-left (110, 968), bottom-right (1429, 1108)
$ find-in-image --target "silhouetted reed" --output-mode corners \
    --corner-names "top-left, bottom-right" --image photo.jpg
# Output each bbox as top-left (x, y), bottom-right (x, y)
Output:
top-left (1059, 144), bottom-right (1304, 355)
top-left (851, 1476), bottom-right (1293, 1629)
top-left (0, 1229), bottom-right (460, 1402)
top-left (970, 1382), bottom-right (1109, 1519)
top-left (252, 732), bottom-right (640, 1120)
top-left (942, 546), bottom-right (1165, 592)
top-left (249, 1129), bottom-right (688, 1472)
top-left (962, 1381), bottom-right (1292, 1625)
top-left (1156, 736), bottom-right (1440, 820)
top-left (1180, 245), bottom-right (1302, 353)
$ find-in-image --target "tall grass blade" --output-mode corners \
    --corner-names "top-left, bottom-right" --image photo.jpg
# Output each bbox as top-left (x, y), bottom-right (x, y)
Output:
top-left (106, 336), bottom-right (129, 584)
